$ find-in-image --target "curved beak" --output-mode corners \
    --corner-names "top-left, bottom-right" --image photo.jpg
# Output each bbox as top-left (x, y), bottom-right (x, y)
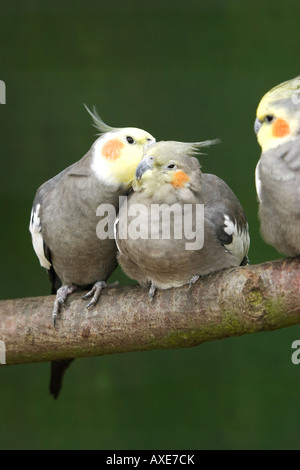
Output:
top-left (135, 156), bottom-right (153, 180)
top-left (254, 117), bottom-right (262, 135)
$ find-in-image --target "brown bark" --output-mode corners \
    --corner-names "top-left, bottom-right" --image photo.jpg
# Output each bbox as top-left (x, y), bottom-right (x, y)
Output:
top-left (0, 257), bottom-right (299, 366)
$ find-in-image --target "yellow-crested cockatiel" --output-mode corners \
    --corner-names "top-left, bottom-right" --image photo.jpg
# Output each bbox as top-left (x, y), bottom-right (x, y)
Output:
top-left (254, 76), bottom-right (300, 255)
top-left (115, 140), bottom-right (250, 299)
top-left (29, 107), bottom-right (155, 398)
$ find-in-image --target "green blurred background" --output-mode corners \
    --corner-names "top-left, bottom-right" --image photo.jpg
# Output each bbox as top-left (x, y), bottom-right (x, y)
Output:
top-left (0, 0), bottom-right (300, 450)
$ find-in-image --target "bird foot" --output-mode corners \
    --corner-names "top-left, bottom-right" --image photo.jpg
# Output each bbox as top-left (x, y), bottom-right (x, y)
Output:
top-left (189, 274), bottom-right (200, 289)
top-left (53, 285), bottom-right (77, 326)
top-left (148, 283), bottom-right (157, 302)
top-left (82, 280), bottom-right (119, 309)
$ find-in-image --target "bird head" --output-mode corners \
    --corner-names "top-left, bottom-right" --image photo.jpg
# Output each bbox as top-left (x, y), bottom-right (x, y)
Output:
top-left (133, 140), bottom-right (216, 202)
top-left (86, 106), bottom-right (155, 188)
top-left (254, 76), bottom-right (300, 153)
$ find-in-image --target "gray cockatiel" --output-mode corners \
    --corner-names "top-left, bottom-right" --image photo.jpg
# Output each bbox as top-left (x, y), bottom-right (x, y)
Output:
top-left (115, 140), bottom-right (250, 298)
top-left (254, 76), bottom-right (300, 256)
top-left (29, 107), bottom-right (155, 398)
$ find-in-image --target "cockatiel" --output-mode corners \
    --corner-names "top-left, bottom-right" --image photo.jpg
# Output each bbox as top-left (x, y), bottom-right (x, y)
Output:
top-left (115, 140), bottom-right (250, 298)
top-left (254, 75), bottom-right (300, 256)
top-left (29, 107), bottom-right (155, 397)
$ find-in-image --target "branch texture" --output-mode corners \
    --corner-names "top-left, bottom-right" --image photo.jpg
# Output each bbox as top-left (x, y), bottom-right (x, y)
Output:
top-left (1, 257), bottom-right (300, 365)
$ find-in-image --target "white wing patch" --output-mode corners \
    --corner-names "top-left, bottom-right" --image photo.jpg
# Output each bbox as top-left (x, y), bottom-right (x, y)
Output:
top-left (223, 214), bottom-right (250, 262)
top-left (113, 214), bottom-right (121, 253)
top-left (255, 160), bottom-right (262, 203)
top-left (29, 204), bottom-right (52, 270)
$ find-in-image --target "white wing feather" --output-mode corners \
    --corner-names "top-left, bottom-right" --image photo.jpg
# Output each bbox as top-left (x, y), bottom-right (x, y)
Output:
top-left (29, 204), bottom-right (52, 270)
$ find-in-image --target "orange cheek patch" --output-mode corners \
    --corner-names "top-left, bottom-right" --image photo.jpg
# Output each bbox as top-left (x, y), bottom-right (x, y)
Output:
top-left (101, 138), bottom-right (124, 160)
top-left (272, 118), bottom-right (290, 138)
top-left (171, 170), bottom-right (190, 188)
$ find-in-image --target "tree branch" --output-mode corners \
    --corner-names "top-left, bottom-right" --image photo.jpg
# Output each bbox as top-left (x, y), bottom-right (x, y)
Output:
top-left (1, 257), bottom-right (300, 366)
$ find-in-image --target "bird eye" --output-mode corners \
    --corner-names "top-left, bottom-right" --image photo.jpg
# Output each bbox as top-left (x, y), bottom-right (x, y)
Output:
top-left (126, 136), bottom-right (135, 144)
top-left (167, 163), bottom-right (177, 169)
top-left (265, 115), bottom-right (275, 123)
